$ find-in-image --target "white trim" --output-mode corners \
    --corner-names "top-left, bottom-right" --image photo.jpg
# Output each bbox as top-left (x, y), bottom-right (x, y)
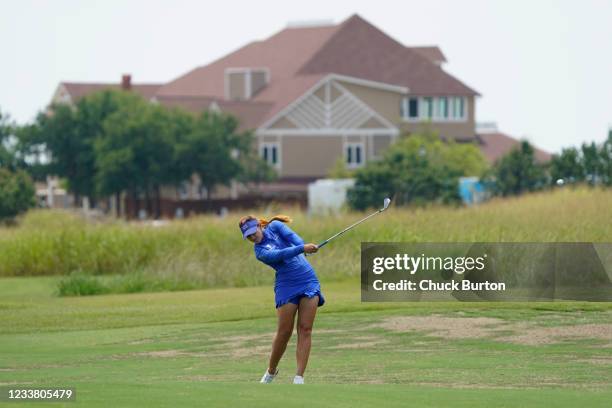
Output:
top-left (324, 81), bottom-right (331, 127)
top-left (330, 74), bottom-right (408, 94)
top-left (260, 141), bottom-right (281, 171)
top-left (52, 84), bottom-right (73, 105)
top-left (258, 74), bottom-right (404, 131)
top-left (245, 70), bottom-right (252, 99)
top-left (259, 77), bottom-right (328, 130)
top-left (258, 128), bottom-right (399, 136)
top-left (344, 140), bottom-right (366, 169)
top-left (400, 96), bottom-right (468, 123)
top-left (332, 81), bottom-right (399, 130)
top-left (209, 101), bottom-right (221, 113)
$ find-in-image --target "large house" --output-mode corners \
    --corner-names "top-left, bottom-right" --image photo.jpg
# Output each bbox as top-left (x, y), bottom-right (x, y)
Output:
top-left (49, 14), bottom-right (549, 216)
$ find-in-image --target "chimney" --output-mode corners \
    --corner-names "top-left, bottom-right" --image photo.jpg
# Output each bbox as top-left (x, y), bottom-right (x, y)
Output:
top-left (121, 74), bottom-right (132, 91)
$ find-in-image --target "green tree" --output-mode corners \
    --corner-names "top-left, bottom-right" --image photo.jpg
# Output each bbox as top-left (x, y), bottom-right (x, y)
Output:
top-left (176, 111), bottom-right (259, 198)
top-left (0, 109), bottom-right (29, 172)
top-left (95, 99), bottom-right (186, 218)
top-left (485, 141), bottom-right (546, 196)
top-left (24, 89), bottom-right (142, 205)
top-left (600, 133), bottom-right (612, 186)
top-left (0, 167), bottom-right (36, 223)
top-left (549, 147), bottom-right (584, 184)
top-left (581, 141), bottom-right (603, 185)
top-left (347, 132), bottom-right (488, 210)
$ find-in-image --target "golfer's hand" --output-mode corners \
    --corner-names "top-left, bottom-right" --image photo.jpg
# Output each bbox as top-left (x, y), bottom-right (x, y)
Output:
top-left (304, 243), bottom-right (318, 254)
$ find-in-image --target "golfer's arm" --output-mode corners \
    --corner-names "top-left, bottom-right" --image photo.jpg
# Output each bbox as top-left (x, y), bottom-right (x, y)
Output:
top-left (255, 245), bottom-right (305, 263)
top-left (271, 221), bottom-right (305, 246)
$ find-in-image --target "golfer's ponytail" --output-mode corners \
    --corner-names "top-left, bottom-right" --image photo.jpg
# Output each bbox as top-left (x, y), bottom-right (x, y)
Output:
top-left (259, 215), bottom-right (292, 228)
top-left (238, 214), bottom-right (292, 229)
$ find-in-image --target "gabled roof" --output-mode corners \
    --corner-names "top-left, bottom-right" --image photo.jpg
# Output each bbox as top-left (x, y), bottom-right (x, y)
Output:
top-left (56, 14), bottom-right (479, 131)
top-left (61, 82), bottom-right (162, 101)
top-left (155, 95), bottom-right (274, 131)
top-left (409, 46), bottom-right (447, 65)
top-left (298, 15), bottom-right (477, 96)
top-left (477, 132), bottom-right (552, 164)
top-left (157, 14), bottom-right (479, 129)
top-left (156, 24), bottom-right (340, 98)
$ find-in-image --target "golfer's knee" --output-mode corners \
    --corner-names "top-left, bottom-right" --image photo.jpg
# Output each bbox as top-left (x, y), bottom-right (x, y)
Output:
top-left (298, 324), bottom-right (312, 337)
top-left (277, 326), bottom-right (293, 340)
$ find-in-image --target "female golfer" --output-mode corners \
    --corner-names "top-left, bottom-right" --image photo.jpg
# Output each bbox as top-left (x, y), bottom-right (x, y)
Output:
top-left (239, 215), bottom-right (325, 385)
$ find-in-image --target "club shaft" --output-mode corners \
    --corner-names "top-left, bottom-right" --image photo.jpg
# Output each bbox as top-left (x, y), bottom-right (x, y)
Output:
top-left (317, 209), bottom-right (382, 247)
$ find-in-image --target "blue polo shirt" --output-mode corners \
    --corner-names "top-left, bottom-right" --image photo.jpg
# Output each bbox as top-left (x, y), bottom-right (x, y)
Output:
top-left (254, 220), bottom-right (325, 308)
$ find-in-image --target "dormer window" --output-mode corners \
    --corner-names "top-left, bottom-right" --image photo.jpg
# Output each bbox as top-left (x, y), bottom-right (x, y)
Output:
top-left (225, 68), bottom-right (269, 101)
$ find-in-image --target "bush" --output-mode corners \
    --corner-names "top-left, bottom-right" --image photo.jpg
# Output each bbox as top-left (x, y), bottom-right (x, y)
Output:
top-left (0, 167), bottom-right (36, 222)
top-left (484, 141), bottom-right (546, 196)
top-left (347, 131), bottom-right (488, 210)
top-left (57, 272), bottom-right (109, 296)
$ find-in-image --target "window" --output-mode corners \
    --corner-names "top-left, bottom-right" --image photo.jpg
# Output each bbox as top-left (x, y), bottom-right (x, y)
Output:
top-left (422, 97), bottom-right (433, 119)
top-left (401, 96), bottom-right (467, 122)
top-left (401, 97), bottom-right (419, 119)
top-left (451, 97), bottom-right (466, 120)
top-left (346, 142), bottom-right (364, 168)
top-left (408, 98), bottom-right (419, 118)
top-left (260, 143), bottom-right (279, 167)
top-left (438, 97), bottom-right (448, 119)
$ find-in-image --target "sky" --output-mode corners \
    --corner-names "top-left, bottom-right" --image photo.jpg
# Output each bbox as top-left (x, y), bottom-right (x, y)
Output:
top-left (1, 0), bottom-right (611, 153)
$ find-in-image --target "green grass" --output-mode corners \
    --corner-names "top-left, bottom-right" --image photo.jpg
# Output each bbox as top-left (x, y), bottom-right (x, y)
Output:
top-left (1, 277), bottom-right (611, 407)
top-left (1, 188), bottom-right (611, 406)
top-left (0, 187), bottom-right (610, 297)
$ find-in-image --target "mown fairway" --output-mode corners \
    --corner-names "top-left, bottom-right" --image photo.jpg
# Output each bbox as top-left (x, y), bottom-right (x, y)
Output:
top-left (1, 188), bottom-right (611, 406)
top-left (1, 278), bottom-right (611, 407)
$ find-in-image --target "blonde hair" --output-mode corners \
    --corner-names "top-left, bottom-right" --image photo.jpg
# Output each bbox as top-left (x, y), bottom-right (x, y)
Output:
top-left (238, 214), bottom-right (292, 229)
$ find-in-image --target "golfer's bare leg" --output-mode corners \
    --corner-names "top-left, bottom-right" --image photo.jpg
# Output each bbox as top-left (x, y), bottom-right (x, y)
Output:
top-left (268, 302), bottom-right (298, 374)
top-left (296, 296), bottom-right (319, 377)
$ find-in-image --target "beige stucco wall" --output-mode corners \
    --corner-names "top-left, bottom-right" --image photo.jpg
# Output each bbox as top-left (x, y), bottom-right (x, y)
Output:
top-left (279, 135), bottom-right (343, 177)
top-left (255, 133), bottom-right (394, 178)
top-left (269, 116), bottom-right (297, 129)
top-left (372, 135), bottom-right (392, 158)
top-left (337, 80), bottom-right (403, 124)
top-left (336, 80), bottom-right (476, 139)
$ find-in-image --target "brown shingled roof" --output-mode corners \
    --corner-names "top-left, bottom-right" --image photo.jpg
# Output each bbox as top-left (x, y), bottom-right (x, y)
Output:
top-left (298, 15), bottom-right (478, 96)
top-left (409, 46), bottom-right (447, 64)
top-left (156, 24), bottom-right (339, 98)
top-left (62, 82), bottom-right (161, 101)
top-left (156, 14), bottom-right (479, 129)
top-left (477, 132), bottom-right (552, 164)
top-left (155, 95), bottom-right (274, 131)
top-left (57, 14), bottom-right (478, 132)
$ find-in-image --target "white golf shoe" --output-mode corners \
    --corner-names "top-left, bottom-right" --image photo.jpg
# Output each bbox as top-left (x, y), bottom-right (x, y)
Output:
top-left (293, 375), bottom-right (304, 384)
top-left (260, 368), bottom-right (279, 383)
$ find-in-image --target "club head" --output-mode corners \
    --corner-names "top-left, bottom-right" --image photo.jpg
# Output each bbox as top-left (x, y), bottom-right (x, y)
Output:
top-left (382, 197), bottom-right (391, 211)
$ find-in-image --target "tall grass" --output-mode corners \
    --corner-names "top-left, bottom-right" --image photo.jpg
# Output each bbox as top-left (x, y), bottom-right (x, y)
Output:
top-left (0, 187), bottom-right (610, 295)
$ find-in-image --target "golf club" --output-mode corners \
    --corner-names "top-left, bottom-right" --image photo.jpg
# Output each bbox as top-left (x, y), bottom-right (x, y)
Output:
top-left (306, 197), bottom-right (391, 256)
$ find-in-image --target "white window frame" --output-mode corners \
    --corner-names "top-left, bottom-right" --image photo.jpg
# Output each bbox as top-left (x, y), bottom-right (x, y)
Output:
top-left (260, 142), bottom-right (281, 170)
top-left (344, 141), bottom-right (366, 169)
top-left (401, 96), bottom-right (468, 123)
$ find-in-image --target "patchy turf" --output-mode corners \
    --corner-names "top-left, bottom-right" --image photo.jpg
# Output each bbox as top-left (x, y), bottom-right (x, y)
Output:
top-left (1, 278), bottom-right (611, 406)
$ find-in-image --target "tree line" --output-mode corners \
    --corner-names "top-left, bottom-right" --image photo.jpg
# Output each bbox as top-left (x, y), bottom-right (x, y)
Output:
top-left (0, 90), bottom-right (275, 221)
top-left (2, 92), bottom-right (611, 219)
top-left (344, 130), bottom-right (612, 210)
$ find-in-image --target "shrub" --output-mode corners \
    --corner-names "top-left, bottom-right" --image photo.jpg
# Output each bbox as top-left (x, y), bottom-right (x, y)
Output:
top-left (0, 167), bottom-right (36, 222)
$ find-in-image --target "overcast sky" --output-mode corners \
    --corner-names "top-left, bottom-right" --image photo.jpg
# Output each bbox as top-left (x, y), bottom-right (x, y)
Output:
top-left (1, 0), bottom-right (610, 153)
